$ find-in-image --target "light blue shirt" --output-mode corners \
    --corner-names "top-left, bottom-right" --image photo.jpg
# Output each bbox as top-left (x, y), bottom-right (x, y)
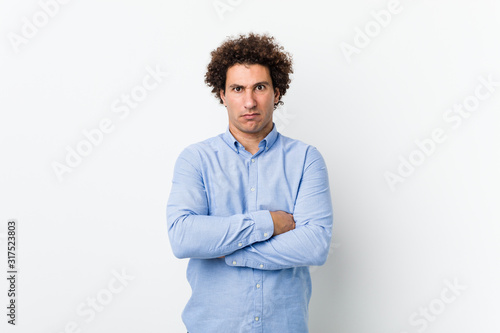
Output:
top-left (167, 123), bottom-right (333, 333)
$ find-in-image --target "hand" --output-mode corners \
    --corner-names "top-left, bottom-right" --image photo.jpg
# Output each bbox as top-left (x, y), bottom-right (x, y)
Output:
top-left (270, 210), bottom-right (295, 236)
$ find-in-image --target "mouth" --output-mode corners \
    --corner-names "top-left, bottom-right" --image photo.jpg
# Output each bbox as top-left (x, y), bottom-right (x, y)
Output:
top-left (242, 113), bottom-right (260, 119)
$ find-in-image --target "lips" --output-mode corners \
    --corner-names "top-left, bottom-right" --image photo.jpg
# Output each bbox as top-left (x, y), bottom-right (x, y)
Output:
top-left (242, 113), bottom-right (259, 119)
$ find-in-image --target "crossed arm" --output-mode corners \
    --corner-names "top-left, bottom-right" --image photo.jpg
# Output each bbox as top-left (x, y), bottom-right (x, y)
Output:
top-left (166, 146), bottom-right (333, 270)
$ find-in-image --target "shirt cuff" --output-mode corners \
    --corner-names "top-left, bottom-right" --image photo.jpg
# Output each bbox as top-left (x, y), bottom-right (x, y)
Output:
top-left (224, 252), bottom-right (281, 270)
top-left (224, 210), bottom-right (273, 268)
top-left (249, 210), bottom-right (274, 242)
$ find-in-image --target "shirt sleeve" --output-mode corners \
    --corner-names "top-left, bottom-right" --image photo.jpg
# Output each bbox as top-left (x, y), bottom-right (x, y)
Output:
top-left (166, 146), bottom-right (275, 259)
top-left (224, 146), bottom-right (333, 270)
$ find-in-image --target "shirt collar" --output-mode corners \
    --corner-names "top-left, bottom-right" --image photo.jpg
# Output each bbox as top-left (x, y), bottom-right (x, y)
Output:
top-left (222, 122), bottom-right (279, 154)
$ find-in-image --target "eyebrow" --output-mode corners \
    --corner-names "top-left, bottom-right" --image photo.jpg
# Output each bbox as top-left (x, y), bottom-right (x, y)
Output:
top-left (228, 81), bottom-right (272, 89)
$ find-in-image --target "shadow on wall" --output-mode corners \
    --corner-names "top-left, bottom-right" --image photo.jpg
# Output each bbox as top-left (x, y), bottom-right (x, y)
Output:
top-left (309, 240), bottom-right (342, 333)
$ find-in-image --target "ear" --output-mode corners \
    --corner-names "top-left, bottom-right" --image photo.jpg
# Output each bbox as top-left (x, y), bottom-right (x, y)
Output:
top-left (220, 89), bottom-right (226, 106)
top-left (274, 88), bottom-right (280, 104)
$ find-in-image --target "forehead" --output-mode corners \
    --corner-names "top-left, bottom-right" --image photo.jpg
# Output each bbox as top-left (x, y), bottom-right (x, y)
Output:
top-left (225, 64), bottom-right (271, 86)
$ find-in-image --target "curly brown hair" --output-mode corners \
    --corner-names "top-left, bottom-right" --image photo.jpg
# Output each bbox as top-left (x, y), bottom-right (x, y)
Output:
top-left (205, 33), bottom-right (293, 108)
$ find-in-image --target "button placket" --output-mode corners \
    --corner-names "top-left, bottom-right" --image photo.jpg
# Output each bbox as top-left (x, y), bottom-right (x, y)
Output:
top-left (252, 269), bottom-right (263, 328)
top-left (248, 156), bottom-right (258, 212)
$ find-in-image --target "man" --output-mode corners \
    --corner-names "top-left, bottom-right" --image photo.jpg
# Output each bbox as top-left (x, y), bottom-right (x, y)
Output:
top-left (167, 33), bottom-right (333, 333)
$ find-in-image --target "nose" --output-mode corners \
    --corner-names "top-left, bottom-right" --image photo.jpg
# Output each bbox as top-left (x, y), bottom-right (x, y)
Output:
top-left (243, 90), bottom-right (257, 109)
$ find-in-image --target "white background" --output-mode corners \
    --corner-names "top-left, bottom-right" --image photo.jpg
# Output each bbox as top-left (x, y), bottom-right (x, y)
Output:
top-left (1, 0), bottom-right (499, 332)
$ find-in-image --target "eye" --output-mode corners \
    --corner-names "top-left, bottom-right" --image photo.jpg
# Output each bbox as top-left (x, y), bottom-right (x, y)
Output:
top-left (256, 85), bottom-right (265, 91)
top-left (233, 86), bottom-right (242, 92)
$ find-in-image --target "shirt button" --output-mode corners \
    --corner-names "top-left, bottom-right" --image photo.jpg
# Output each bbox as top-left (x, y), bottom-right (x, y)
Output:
top-left (260, 264), bottom-right (264, 268)
top-left (256, 284), bottom-right (261, 288)
top-left (251, 159), bottom-right (255, 163)
top-left (263, 233), bottom-right (268, 237)
top-left (250, 187), bottom-right (255, 192)
top-left (238, 242), bottom-right (243, 247)
top-left (255, 316), bottom-right (259, 321)
top-left (232, 261), bottom-right (237, 265)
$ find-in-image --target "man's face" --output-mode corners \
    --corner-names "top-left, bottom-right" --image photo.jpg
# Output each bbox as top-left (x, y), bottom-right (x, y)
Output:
top-left (220, 63), bottom-right (280, 137)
